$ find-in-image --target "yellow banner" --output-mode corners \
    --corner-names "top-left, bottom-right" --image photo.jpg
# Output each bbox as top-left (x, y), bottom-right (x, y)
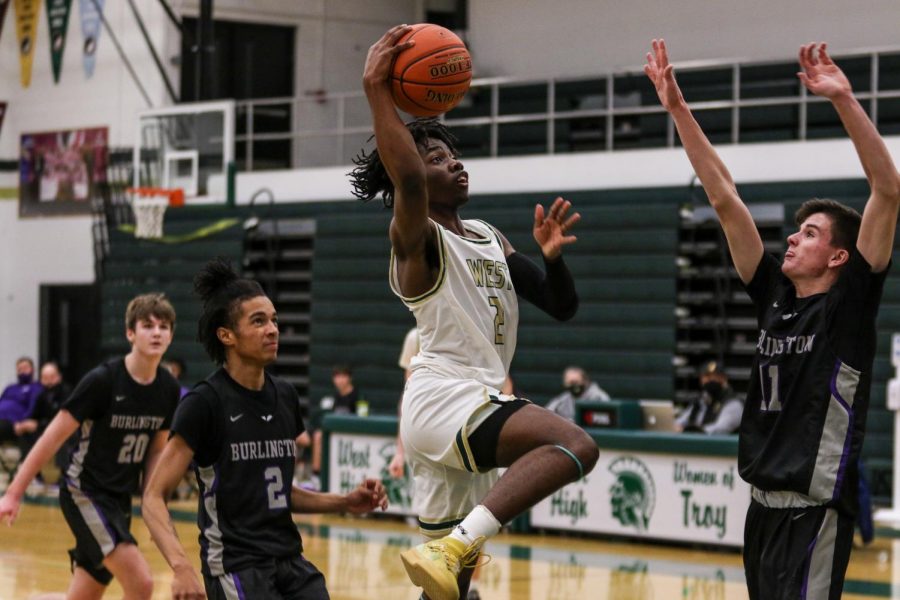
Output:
top-left (14, 0), bottom-right (40, 87)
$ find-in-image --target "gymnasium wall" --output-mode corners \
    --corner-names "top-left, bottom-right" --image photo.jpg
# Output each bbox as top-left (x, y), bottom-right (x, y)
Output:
top-left (468, 0), bottom-right (900, 79)
top-left (2, 0), bottom-right (900, 381)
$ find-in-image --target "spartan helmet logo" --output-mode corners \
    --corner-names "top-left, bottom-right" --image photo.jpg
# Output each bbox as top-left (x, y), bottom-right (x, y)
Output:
top-left (608, 456), bottom-right (656, 531)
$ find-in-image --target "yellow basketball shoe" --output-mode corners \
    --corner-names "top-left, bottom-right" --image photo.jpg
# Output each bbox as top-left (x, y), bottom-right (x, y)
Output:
top-left (400, 535), bottom-right (485, 600)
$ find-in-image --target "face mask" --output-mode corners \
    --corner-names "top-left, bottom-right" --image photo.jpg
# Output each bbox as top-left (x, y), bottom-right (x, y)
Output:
top-left (17, 373), bottom-right (33, 385)
top-left (702, 381), bottom-right (724, 402)
top-left (567, 383), bottom-right (585, 397)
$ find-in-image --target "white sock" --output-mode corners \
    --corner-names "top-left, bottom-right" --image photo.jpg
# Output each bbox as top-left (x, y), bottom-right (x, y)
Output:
top-left (448, 505), bottom-right (501, 546)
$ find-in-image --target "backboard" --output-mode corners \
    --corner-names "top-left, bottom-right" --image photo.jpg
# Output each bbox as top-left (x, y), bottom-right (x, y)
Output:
top-left (133, 100), bottom-right (234, 204)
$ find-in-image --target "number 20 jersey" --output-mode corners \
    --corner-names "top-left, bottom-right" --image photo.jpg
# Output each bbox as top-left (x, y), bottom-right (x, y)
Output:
top-left (63, 359), bottom-right (180, 495)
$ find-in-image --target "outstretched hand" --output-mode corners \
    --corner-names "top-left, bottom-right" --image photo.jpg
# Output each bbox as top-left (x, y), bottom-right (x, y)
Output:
top-left (797, 42), bottom-right (852, 99)
top-left (345, 478), bottom-right (389, 513)
top-left (533, 197), bottom-right (579, 260)
top-left (644, 39), bottom-right (685, 112)
top-left (363, 24), bottom-right (415, 88)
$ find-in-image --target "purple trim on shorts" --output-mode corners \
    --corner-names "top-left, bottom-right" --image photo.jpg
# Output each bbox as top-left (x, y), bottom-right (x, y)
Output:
top-left (232, 573), bottom-right (246, 600)
top-left (66, 478), bottom-right (120, 546)
top-left (829, 360), bottom-right (855, 503)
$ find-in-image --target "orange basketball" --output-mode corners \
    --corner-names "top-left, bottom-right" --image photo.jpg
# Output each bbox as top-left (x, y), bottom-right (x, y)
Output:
top-left (391, 24), bottom-right (472, 117)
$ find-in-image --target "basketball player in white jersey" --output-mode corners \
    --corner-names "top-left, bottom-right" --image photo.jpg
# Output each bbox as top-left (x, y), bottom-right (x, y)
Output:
top-left (350, 25), bottom-right (600, 600)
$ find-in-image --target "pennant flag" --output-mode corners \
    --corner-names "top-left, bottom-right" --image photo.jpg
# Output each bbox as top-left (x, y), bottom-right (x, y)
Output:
top-left (0, 0), bottom-right (11, 47)
top-left (46, 0), bottom-right (72, 83)
top-left (78, 0), bottom-right (102, 78)
top-left (14, 0), bottom-right (40, 88)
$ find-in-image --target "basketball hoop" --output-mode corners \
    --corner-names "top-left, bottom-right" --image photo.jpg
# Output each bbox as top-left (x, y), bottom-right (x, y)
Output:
top-left (127, 188), bottom-right (184, 239)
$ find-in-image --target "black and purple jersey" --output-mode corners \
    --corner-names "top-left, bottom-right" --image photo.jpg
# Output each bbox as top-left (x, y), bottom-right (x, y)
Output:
top-left (171, 368), bottom-right (305, 576)
top-left (739, 251), bottom-right (888, 516)
top-left (63, 359), bottom-right (179, 495)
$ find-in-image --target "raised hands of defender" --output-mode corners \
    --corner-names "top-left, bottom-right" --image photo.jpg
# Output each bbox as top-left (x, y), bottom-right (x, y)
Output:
top-left (346, 478), bottom-right (389, 513)
top-left (363, 24), bottom-right (415, 88)
top-left (534, 197), bottom-right (580, 261)
top-left (0, 493), bottom-right (21, 526)
top-left (797, 42), bottom-right (852, 99)
top-left (644, 39), bottom-right (685, 112)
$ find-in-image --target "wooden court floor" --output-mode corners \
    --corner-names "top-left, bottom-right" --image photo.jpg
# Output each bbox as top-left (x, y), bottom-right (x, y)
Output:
top-left (1, 496), bottom-right (898, 599)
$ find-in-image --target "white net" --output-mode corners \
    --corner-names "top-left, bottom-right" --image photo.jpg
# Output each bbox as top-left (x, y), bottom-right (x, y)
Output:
top-left (129, 191), bottom-right (170, 239)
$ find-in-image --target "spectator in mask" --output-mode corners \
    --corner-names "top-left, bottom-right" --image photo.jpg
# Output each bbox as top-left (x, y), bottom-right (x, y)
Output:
top-left (676, 360), bottom-right (744, 434)
top-left (0, 358), bottom-right (44, 446)
top-left (15, 361), bottom-right (72, 457)
top-left (545, 366), bottom-right (611, 422)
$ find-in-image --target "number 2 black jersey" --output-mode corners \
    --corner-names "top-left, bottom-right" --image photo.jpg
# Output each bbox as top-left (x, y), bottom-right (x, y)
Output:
top-left (740, 251), bottom-right (888, 515)
top-left (63, 359), bottom-right (180, 495)
top-left (170, 368), bottom-right (305, 577)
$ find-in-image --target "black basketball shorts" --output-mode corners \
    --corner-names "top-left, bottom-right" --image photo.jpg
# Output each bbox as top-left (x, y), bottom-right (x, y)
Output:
top-left (59, 484), bottom-right (136, 585)
top-left (743, 499), bottom-right (854, 600)
top-left (204, 555), bottom-right (329, 600)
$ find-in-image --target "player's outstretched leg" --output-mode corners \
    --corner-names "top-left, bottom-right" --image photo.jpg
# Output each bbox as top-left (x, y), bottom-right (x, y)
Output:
top-left (402, 404), bottom-right (597, 600)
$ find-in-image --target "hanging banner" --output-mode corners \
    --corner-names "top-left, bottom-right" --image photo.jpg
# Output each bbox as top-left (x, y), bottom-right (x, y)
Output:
top-left (14, 0), bottom-right (40, 88)
top-left (0, 103), bottom-right (7, 139)
top-left (19, 126), bottom-right (108, 216)
top-left (46, 0), bottom-right (72, 83)
top-left (78, 0), bottom-right (102, 78)
top-left (0, 1), bottom-right (11, 47)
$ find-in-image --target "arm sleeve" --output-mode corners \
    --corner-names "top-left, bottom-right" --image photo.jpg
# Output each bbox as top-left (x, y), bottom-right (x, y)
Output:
top-left (62, 366), bottom-right (112, 423)
top-left (507, 252), bottom-right (579, 321)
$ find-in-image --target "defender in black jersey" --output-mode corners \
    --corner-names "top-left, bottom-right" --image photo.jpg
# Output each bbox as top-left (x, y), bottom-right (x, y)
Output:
top-left (142, 260), bottom-right (387, 600)
top-left (0, 294), bottom-right (179, 599)
top-left (647, 41), bottom-right (900, 599)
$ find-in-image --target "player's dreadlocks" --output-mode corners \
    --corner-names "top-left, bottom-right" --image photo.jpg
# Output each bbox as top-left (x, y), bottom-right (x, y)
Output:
top-left (348, 117), bottom-right (460, 208)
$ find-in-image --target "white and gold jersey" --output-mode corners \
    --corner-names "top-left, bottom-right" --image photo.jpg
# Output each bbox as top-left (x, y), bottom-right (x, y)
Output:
top-left (390, 218), bottom-right (518, 390)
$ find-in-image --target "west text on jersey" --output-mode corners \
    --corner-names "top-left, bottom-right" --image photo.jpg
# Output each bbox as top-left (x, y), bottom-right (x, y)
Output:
top-left (230, 438), bottom-right (296, 461)
top-left (756, 330), bottom-right (816, 357)
top-left (109, 414), bottom-right (166, 430)
top-left (466, 259), bottom-right (512, 290)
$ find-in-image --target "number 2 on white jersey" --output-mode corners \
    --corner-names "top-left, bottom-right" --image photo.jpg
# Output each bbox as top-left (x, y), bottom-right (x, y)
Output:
top-left (488, 295), bottom-right (505, 345)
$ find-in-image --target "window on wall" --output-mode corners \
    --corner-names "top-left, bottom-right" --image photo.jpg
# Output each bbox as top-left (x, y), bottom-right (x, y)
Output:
top-left (426, 0), bottom-right (467, 30)
top-left (181, 18), bottom-right (295, 170)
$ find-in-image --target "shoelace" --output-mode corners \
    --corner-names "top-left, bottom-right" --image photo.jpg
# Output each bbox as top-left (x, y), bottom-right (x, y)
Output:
top-left (428, 536), bottom-right (492, 572)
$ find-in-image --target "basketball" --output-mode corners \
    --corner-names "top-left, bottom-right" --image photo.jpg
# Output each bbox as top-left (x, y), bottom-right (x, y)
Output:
top-left (391, 24), bottom-right (472, 117)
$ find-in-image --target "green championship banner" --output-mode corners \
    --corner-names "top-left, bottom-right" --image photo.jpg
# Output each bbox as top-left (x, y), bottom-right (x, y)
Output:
top-left (14, 0), bottom-right (40, 87)
top-left (531, 450), bottom-right (751, 547)
top-left (46, 0), bottom-right (72, 83)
